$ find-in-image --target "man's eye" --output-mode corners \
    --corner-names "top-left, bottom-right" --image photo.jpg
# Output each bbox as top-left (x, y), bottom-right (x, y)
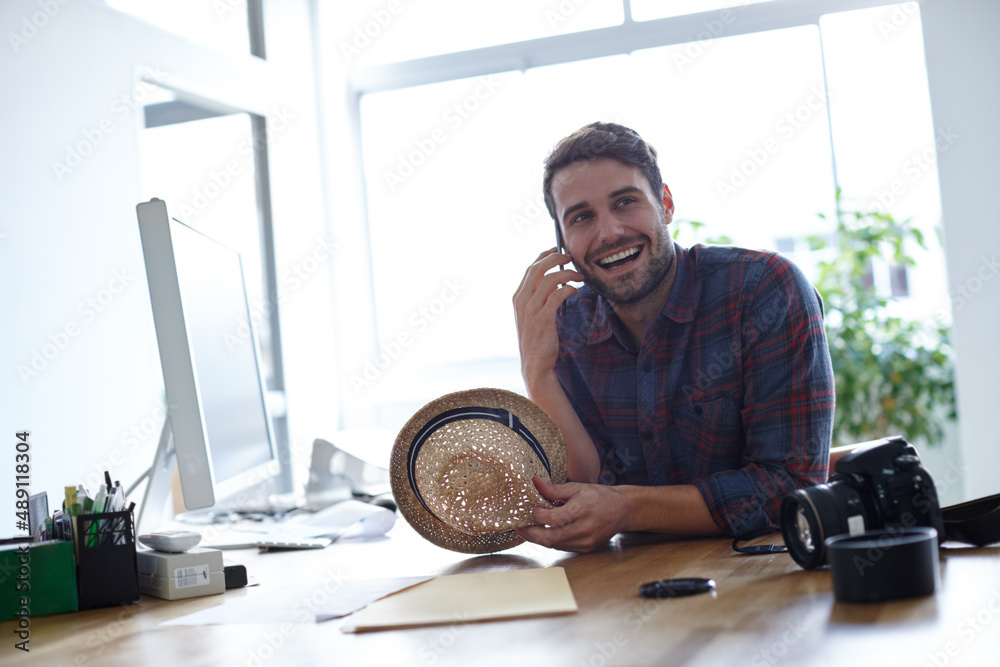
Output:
top-left (616, 197), bottom-right (637, 208)
top-left (570, 212), bottom-right (592, 224)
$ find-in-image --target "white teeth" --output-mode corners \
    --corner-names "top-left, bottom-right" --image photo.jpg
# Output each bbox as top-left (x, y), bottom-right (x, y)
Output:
top-left (598, 246), bottom-right (639, 266)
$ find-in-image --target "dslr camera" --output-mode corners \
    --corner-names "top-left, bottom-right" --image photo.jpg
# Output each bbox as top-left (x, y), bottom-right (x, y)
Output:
top-left (780, 436), bottom-right (944, 569)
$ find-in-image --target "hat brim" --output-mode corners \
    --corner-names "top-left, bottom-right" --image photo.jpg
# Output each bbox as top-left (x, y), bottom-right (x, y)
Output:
top-left (390, 388), bottom-right (568, 554)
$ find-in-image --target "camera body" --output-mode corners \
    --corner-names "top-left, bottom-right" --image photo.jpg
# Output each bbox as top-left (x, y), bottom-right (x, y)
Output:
top-left (780, 436), bottom-right (944, 569)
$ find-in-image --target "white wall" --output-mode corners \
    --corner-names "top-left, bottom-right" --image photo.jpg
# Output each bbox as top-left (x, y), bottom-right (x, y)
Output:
top-left (921, 0), bottom-right (1000, 501)
top-left (0, 0), bottom-right (338, 533)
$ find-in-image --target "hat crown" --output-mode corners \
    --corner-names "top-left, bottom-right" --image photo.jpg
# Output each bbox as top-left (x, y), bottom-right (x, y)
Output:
top-left (391, 388), bottom-right (568, 554)
top-left (414, 419), bottom-right (552, 535)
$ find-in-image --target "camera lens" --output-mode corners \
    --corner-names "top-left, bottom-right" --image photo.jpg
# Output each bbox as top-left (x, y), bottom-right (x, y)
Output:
top-left (794, 506), bottom-right (814, 552)
top-left (780, 482), bottom-right (871, 569)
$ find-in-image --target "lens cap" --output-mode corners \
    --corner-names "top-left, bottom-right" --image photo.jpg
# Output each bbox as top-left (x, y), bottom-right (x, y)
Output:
top-left (826, 527), bottom-right (939, 603)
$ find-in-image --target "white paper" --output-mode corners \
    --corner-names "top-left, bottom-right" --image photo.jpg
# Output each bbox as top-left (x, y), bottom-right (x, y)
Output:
top-left (161, 576), bottom-right (431, 626)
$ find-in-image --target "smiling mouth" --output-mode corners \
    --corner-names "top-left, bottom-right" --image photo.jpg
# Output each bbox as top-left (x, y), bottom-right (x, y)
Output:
top-left (597, 245), bottom-right (641, 271)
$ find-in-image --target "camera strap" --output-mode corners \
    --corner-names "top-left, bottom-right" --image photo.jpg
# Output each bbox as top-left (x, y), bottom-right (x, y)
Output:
top-left (942, 492), bottom-right (1000, 546)
top-left (732, 528), bottom-right (788, 555)
top-left (732, 493), bottom-right (1000, 556)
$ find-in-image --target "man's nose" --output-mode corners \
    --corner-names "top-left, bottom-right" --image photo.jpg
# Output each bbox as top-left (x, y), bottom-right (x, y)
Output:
top-left (593, 210), bottom-right (627, 243)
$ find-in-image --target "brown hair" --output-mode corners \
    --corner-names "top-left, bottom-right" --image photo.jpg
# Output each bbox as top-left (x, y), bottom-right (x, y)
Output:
top-left (543, 122), bottom-right (664, 223)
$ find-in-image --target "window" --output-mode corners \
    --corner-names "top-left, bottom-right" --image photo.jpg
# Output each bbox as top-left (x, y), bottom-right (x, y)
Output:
top-left (631, 0), bottom-right (775, 22)
top-left (335, 0), bottom-right (624, 67)
top-left (334, 1), bottom-right (946, 428)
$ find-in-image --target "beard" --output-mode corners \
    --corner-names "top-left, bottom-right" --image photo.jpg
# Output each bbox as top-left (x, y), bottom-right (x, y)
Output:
top-left (576, 218), bottom-right (674, 306)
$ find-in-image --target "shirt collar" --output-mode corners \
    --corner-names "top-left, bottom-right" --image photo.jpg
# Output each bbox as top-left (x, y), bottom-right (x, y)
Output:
top-left (586, 242), bottom-right (697, 346)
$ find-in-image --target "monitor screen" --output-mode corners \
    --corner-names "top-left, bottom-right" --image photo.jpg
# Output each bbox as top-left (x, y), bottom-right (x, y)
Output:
top-left (170, 219), bottom-right (274, 485)
top-left (137, 198), bottom-right (277, 522)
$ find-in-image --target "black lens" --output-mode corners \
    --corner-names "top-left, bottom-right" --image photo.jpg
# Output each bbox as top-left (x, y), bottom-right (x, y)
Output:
top-left (780, 482), bottom-right (871, 569)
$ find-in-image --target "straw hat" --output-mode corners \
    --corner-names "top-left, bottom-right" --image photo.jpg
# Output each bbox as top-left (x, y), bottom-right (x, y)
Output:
top-left (390, 388), bottom-right (568, 554)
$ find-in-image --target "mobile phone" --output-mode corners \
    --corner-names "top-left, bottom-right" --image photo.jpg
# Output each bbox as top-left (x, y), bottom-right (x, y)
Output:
top-left (554, 218), bottom-right (567, 316)
top-left (638, 577), bottom-right (716, 599)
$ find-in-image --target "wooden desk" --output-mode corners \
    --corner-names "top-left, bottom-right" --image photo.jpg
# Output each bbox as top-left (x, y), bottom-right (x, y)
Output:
top-left (6, 522), bottom-right (1000, 667)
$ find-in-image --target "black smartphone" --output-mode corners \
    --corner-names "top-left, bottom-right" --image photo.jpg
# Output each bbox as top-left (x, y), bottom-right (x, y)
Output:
top-left (554, 218), bottom-right (568, 316)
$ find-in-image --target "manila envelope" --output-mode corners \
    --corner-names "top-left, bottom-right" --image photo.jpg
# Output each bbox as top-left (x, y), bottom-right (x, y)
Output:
top-left (341, 566), bottom-right (577, 633)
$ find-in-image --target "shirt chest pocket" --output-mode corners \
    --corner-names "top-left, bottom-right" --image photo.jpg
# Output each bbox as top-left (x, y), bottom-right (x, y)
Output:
top-left (665, 395), bottom-right (743, 480)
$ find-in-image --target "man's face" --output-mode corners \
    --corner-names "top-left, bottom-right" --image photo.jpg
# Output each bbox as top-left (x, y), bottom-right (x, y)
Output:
top-left (552, 157), bottom-right (675, 306)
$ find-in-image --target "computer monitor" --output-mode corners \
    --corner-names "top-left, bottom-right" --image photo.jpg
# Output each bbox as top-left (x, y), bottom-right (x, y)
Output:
top-left (135, 198), bottom-right (279, 529)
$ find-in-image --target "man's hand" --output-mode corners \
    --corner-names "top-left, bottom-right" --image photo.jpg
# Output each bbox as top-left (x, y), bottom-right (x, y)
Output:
top-left (514, 476), bottom-right (629, 553)
top-left (513, 248), bottom-right (582, 386)
top-left (512, 249), bottom-right (600, 483)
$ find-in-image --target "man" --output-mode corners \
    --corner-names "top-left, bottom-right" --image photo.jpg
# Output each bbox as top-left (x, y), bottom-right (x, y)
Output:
top-left (512, 122), bottom-right (834, 553)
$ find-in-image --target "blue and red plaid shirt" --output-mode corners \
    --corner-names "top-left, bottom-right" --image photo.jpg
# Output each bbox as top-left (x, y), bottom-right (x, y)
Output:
top-left (555, 243), bottom-right (834, 535)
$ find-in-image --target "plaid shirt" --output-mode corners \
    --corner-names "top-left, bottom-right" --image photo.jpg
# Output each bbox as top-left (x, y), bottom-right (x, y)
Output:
top-left (555, 243), bottom-right (834, 536)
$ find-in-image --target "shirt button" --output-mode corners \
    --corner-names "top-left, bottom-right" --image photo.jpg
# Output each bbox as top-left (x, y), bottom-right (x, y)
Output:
top-left (642, 361), bottom-right (652, 373)
top-left (642, 430), bottom-right (654, 440)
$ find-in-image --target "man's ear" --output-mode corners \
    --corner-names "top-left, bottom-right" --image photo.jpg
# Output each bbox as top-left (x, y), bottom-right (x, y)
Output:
top-left (661, 183), bottom-right (675, 223)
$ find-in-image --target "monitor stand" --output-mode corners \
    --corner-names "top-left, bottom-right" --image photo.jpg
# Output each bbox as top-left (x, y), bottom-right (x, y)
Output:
top-left (136, 420), bottom-right (318, 533)
top-left (137, 419), bottom-right (178, 534)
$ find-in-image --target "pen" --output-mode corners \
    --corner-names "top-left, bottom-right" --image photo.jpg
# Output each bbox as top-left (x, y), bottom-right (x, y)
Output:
top-left (103, 487), bottom-right (117, 546)
top-left (64, 485), bottom-right (77, 513)
top-left (89, 484), bottom-right (107, 547)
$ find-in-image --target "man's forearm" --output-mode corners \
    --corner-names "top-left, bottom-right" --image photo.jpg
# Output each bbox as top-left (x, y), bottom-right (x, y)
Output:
top-left (524, 370), bottom-right (601, 483)
top-left (619, 483), bottom-right (722, 536)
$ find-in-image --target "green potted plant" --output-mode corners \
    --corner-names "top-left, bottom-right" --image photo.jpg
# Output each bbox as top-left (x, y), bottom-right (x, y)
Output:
top-left (807, 191), bottom-right (956, 447)
top-left (675, 193), bottom-right (956, 447)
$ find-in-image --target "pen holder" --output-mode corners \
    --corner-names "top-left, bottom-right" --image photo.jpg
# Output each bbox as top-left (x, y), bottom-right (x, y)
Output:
top-left (73, 510), bottom-right (140, 610)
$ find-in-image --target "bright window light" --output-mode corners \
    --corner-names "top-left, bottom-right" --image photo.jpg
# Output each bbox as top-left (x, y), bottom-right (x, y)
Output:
top-left (345, 1), bottom-right (949, 424)
top-left (630, 0), bottom-right (775, 22)
top-left (336, 0), bottom-right (624, 67)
